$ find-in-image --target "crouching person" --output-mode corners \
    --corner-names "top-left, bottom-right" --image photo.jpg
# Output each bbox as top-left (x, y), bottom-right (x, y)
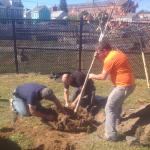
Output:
top-left (10, 83), bottom-right (64, 122)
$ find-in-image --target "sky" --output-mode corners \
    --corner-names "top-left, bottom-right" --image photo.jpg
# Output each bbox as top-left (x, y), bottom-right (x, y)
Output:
top-left (22, 0), bottom-right (150, 11)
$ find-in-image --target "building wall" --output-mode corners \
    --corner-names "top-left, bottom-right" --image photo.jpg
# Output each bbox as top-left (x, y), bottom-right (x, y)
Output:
top-left (139, 13), bottom-right (150, 20)
top-left (39, 7), bottom-right (50, 20)
top-left (0, 0), bottom-right (23, 19)
top-left (7, 7), bottom-right (23, 19)
top-left (31, 8), bottom-right (50, 20)
top-left (31, 11), bottom-right (39, 19)
top-left (0, 6), bottom-right (7, 18)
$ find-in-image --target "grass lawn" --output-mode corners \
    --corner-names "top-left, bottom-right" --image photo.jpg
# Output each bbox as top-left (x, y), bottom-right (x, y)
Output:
top-left (0, 73), bottom-right (150, 150)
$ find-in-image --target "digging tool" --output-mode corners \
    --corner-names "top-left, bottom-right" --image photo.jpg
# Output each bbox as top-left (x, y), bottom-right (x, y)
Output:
top-left (74, 53), bottom-right (97, 112)
top-left (139, 38), bottom-right (150, 88)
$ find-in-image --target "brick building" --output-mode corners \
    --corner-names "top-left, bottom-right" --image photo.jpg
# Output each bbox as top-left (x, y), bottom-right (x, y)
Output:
top-left (68, 0), bottom-right (138, 19)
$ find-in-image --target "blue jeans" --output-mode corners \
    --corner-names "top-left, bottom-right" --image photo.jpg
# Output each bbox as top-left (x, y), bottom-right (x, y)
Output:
top-left (11, 96), bottom-right (29, 117)
top-left (105, 85), bottom-right (135, 140)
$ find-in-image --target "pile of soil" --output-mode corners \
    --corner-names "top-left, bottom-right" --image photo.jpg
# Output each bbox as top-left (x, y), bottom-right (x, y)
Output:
top-left (46, 107), bottom-right (100, 133)
top-left (119, 103), bottom-right (150, 145)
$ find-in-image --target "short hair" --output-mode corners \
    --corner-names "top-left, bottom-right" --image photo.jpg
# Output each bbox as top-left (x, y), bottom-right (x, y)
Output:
top-left (41, 88), bottom-right (56, 101)
top-left (61, 73), bottom-right (70, 82)
top-left (97, 38), bottom-right (112, 51)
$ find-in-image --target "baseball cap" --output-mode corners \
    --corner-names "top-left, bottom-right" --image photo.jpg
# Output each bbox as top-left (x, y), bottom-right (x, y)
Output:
top-left (41, 88), bottom-right (56, 101)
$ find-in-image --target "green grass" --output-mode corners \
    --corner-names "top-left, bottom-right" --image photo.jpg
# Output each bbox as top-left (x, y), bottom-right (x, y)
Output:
top-left (0, 73), bottom-right (150, 150)
top-left (9, 133), bottom-right (33, 150)
top-left (0, 50), bottom-right (150, 79)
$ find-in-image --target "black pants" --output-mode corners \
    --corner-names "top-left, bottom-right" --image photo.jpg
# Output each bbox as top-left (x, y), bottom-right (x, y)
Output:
top-left (70, 87), bottom-right (95, 108)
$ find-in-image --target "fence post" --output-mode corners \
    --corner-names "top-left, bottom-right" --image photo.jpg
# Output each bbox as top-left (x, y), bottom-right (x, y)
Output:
top-left (78, 17), bottom-right (83, 71)
top-left (12, 20), bottom-right (19, 73)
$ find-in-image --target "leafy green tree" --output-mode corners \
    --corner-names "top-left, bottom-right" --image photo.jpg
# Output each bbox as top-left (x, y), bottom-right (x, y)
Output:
top-left (59, 0), bottom-right (68, 13)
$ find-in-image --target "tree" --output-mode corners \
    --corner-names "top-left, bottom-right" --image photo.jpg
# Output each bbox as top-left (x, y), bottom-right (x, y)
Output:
top-left (59, 0), bottom-right (68, 13)
top-left (79, 11), bottom-right (89, 19)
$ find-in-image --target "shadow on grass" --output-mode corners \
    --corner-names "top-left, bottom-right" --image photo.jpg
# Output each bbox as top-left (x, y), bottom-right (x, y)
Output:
top-left (28, 144), bottom-right (44, 150)
top-left (0, 99), bottom-right (9, 102)
top-left (124, 117), bottom-right (150, 136)
top-left (0, 127), bottom-right (14, 133)
top-left (142, 144), bottom-right (150, 148)
top-left (0, 137), bottom-right (21, 150)
top-left (0, 99), bottom-right (9, 108)
top-left (123, 104), bottom-right (150, 136)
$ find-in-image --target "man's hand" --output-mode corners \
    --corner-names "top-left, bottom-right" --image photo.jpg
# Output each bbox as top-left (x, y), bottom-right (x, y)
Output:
top-left (89, 73), bottom-right (95, 79)
top-left (94, 51), bottom-right (99, 57)
top-left (70, 101), bottom-right (76, 109)
top-left (65, 102), bottom-right (69, 107)
top-left (28, 104), bottom-right (56, 121)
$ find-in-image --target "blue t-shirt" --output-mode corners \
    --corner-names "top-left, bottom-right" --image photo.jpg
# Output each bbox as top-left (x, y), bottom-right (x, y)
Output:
top-left (15, 83), bottom-right (46, 106)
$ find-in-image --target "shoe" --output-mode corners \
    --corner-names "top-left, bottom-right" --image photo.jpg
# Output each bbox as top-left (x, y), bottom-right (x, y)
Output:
top-left (10, 98), bottom-right (18, 124)
top-left (12, 110), bottom-right (18, 124)
top-left (97, 135), bottom-right (118, 142)
top-left (116, 119), bottom-right (121, 125)
top-left (105, 136), bottom-right (118, 142)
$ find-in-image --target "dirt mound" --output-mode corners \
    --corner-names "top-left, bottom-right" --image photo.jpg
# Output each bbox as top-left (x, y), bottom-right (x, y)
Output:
top-left (5, 106), bottom-right (101, 150)
top-left (120, 103), bottom-right (150, 145)
top-left (35, 139), bottom-right (75, 150)
top-left (46, 107), bottom-right (100, 133)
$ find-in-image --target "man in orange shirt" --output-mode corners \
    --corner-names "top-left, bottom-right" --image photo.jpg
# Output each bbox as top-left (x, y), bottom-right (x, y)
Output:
top-left (89, 40), bottom-right (135, 141)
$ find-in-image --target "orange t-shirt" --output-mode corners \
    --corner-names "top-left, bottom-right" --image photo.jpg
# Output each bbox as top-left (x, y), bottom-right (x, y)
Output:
top-left (103, 50), bottom-right (134, 86)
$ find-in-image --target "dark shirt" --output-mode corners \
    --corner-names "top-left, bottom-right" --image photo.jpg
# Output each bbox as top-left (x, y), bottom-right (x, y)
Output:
top-left (15, 83), bottom-right (46, 106)
top-left (64, 71), bottom-right (95, 92)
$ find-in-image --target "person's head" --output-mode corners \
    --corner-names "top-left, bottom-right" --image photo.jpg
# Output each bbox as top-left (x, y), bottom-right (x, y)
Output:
top-left (40, 88), bottom-right (56, 101)
top-left (61, 73), bottom-right (71, 85)
top-left (96, 39), bottom-right (112, 62)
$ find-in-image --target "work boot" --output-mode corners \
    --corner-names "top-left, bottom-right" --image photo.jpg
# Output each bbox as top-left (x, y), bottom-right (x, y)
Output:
top-left (12, 110), bottom-right (18, 124)
top-left (97, 134), bottom-right (118, 142)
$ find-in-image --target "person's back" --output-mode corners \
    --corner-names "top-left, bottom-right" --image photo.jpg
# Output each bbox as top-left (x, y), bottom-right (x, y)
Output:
top-left (70, 71), bottom-right (95, 90)
top-left (10, 83), bottom-right (64, 121)
top-left (15, 83), bottom-right (46, 105)
top-left (104, 50), bottom-right (134, 86)
top-left (69, 71), bottom-right (86, 88)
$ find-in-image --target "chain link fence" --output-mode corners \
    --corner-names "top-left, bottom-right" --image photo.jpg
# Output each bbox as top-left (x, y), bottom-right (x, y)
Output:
top-left (0, 19), bottom-right (150, 79)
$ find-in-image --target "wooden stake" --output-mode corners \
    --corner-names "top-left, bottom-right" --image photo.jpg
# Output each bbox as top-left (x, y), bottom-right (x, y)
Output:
top-left (74, 54), bottom-right (96, 112)
top-left (139, 38), bottom-right (150, 88)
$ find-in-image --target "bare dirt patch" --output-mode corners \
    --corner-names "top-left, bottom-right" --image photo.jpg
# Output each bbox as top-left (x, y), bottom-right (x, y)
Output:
top-left (47, 107), bottom-right (99, 133)
top-left (9, 106), bottom-right (101, 150)
top-left (119, 103), bottom-right (150, 145)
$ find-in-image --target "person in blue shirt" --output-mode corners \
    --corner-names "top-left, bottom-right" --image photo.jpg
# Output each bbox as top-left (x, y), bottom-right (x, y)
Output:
top-left (10, 83), bottom-right (64, 122)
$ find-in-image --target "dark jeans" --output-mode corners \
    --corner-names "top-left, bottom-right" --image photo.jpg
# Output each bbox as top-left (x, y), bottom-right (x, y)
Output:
top-left (70, 87), bottom-right (95, 107)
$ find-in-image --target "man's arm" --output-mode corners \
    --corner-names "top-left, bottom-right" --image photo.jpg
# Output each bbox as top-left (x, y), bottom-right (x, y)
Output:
top-left (89, 69), bottom-right (108, 80)
top-left (64, 88), bottom-right (69, 107)
top-left (52, 96), bottom-right (64, 113)
top-left (28, 104), bottom-right (54, 121)
top-left (70, 93), bottom-right (81, 109)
